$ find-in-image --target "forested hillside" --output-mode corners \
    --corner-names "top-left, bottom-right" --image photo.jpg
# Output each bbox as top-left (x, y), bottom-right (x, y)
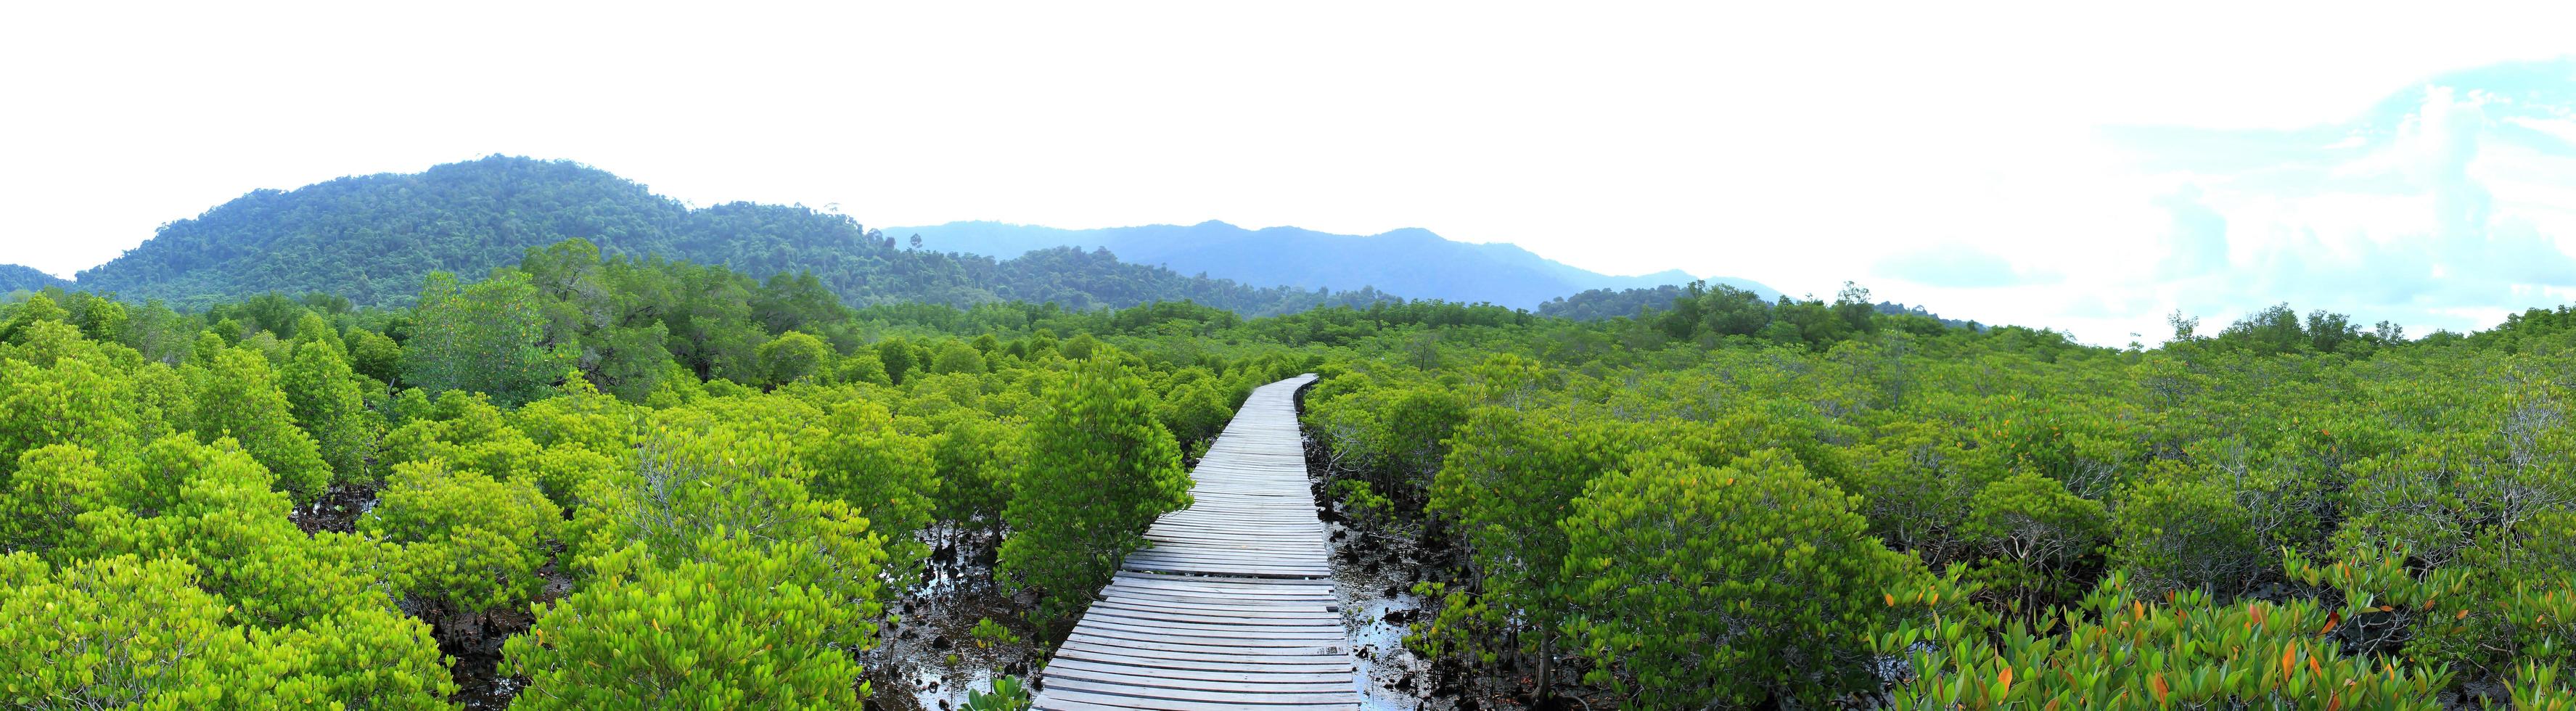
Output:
top-left (9, 237), bottom-right (2576, 709)
top-left (70, 156), bottom-right (1400, 315)
top-left (893, 220), bottom-right (1775, 310)
top-left (0, 264), bottom-right (65, 293)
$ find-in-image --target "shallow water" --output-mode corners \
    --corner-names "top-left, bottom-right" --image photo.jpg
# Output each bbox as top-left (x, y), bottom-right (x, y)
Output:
top-left (1328, 519), bottom-right (1445, 710)
top-left (861, 533), bottom-right (1044, 710)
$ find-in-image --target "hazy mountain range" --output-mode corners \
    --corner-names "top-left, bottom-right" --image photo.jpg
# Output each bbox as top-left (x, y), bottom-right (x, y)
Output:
top-left (0, 264), bottom-right (67, 294)
top-left (6, 155), bottom-right (1767, 316)
top-left (891, 221), bottom-right (1775, 311)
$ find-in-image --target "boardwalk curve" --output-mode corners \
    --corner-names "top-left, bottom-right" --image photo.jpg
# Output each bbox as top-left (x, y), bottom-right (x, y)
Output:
top-left (1033, 373), bottom-right (1361, 710)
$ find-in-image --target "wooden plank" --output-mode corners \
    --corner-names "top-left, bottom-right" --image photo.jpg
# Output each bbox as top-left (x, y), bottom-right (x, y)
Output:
top-left (1071, 619), bottom-right (1345, 644)
top-left (1088, 599), bottom-right (1341, 622)
top-left (1035, 374), bottom-right (1356, 710)
top-left (1096, 588), bottom-right (1332, 609)
top-left (1044, 677), bottom-right (1360, 703)
top-left (1038, 686), bottom-right (1355, 711)
top-left (1043, 658), bottom-right (1355, 686)
top-left (1052, 640), bottom-right (1352, 672)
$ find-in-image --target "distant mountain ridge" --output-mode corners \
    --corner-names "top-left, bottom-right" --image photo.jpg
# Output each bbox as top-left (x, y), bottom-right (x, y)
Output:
top-left (0, 264), bottom-right (67, 294)
top-left (64, 156), bottom-right (1402, 315)
top-left (889, 221), bottom-right (1776, 311)
top-left (59, 155), bottom-right (1767, 316)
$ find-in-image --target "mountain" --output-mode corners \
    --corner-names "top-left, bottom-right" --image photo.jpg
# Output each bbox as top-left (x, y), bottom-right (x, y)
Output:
top-left (889, 221), bottom-right (1775, 311)
top-left (0, 264), bottom-right (67, 294)
top-left (70, 156), bottom-right (1399, 315)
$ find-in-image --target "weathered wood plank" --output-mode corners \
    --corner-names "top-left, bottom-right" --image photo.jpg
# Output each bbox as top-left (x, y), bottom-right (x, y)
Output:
top-left (1033, 374), bottom-right (1357, 710)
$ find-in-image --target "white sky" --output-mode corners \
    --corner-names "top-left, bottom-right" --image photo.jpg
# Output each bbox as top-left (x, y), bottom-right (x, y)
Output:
top-left (3, 1), bottom-right (2573, 342)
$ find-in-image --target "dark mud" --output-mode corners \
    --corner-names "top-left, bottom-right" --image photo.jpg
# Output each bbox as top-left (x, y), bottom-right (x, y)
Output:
top-left (859, 531), bottom-right (1046, 710)
top-left (441, 557), bottom-right (570, 709)
top-left (437, 604), bottom-right (539, 710)
top-left (292, 483), bottom-right (377, 534)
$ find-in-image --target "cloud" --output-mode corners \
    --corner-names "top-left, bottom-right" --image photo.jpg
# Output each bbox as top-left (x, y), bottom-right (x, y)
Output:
top-left (2153, 186), bottom-right (2230, 279)
top-left (1875, 244), bottom-right (2058, 289)
top-left (2112, 57), bottom-right (2576, 337)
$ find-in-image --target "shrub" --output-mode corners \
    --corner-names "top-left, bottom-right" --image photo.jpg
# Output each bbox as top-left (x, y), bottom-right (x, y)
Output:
top-left (2112, 474), bottom-right (2260, 595)
top-left (361, 460), bottom-right (561, 614)
top-left (1561, 450), bottom-right (1932, 707)
top-left (998, 356), bottom-right (1189, 625)
top-left (504, 535), bottom-right (870, 710)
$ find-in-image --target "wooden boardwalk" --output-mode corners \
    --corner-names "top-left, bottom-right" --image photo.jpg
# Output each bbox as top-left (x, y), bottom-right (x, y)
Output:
top-left (1033, 373), bottom-right (1361, 710)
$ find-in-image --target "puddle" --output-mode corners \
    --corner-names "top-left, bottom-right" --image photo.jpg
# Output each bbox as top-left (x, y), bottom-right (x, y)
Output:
top-left (1329, 517), bottom-right (1443, 709)
top-left (860, 530), bottom-right (1045, 710)
top-left (1300, 422), bottom-right (1455, 710)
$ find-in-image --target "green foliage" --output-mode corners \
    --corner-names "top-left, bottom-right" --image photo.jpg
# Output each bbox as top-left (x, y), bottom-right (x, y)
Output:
top-left (1, 444), bottom-right (133, 553)
top-left (998, 356), bottom-right (1190, 624)
top-left (756, 330), bottom-right (831, 387)
top-left (31, 197), bottom-right (2576, 709)
top-left (189, 345), bottom-right (332, 503)
top-left (4, 536), bottom-right (449, 710)
top-left (281, 321), bottom-right (385, 487)
top-left (253, 605), bottom-right (459, 710)
top-left (343, 329), bottom-right (403, 384)
top-left (964, 676), bottom-right (1030, 711)
top-left (0, 264), bottom-right (68, 295)
top-left (1057, 332), bottom-right (1098, 361)
top-left (361, 461), bottom-right (560, 614)
top-left (834, 347), bottom-right (890, 386)
top-left (533, 415), bottom-right (889, 704)
top-left (565, 422), bottom-right (887, 624)
top-left (877, 339), bottom-right (918, 385)
top-left (382, 390), bottom-right (543, 482)
top-left (0, 293), bottom-right (70, 342)
top-left (504, 534), bottom-right (871, 710)
top-left (1961, 471), bottom-right (2109, 611)
top-left (795, 400), bottom-right (938, 583)
top-left (403, 271), bottom-right (569, 407)
top-left (66, 437), bottom-right (406, 630)
top-left (1878, 571), bottom-right (2453, 709)
top-left (1560, 450), bottom-right (1935, 707)
top-left (931, 340), bottom-right (989, 374)
top-left (1310, 382), bottom-right (1467, 519)
top-left (1150, 372), bottom-right (1232, 448)
top-left (0, 553), bottom-right (250, 708)
top-left (1841, 420), bottom-right (2001, 567)
top-left (1422, 406), bottom-right (1623, 673)
top-left (0, 348), bottom-right (149, 477)
top-left (969, 617), bottom-right (1021, 649)
top-left (76, 157), bottom-right (1390, 316)
top-left (2112, 474), bottom-right (2262, 595)
top-left (930, 414), bottom-right (1018, 542)
top-left (506, 376), bottom-right (638, 457)
top-left (524, 445), bottom-right (618, 511)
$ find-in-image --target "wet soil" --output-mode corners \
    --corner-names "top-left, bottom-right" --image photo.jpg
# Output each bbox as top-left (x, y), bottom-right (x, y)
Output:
top-left (442, 557), bottom-right (570, 709)
top-left (292, 483), bottom-right (377, 534)
top-left (438, 604), bottom-right (540, 710)
top-left (858, 530), bottom-right (1047, 710)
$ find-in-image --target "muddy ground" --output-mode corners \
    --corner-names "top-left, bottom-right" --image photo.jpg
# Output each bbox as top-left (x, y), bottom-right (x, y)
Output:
top-left (861, 533), bottom-right (1045, 710)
